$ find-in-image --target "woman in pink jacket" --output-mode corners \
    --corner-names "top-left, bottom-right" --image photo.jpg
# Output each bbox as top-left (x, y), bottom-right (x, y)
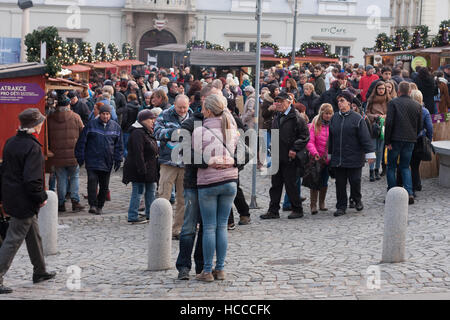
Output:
top-left (306, 103), bottom-right (334, 214)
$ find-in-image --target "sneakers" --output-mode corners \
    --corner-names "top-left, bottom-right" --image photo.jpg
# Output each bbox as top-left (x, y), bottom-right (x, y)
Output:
top-left (238, 216), bottom-right (251, 225)
top-left (195, 271), bottom-right (214, 282)
top-left (128, 216), bottom-right (147, 224)
top-left (227, 223), bottom-right (236, 230)
top-left (260, 212), bottom-right (280, 219)
top-left (212, 269), bottom-right (226, 280)
top-left (288, 211), bottom-right (304, 219)
top-left (177, 268), bottom-right (190, 280)
top-left (333, 209), bottom-right (346, 217)
top-left (0, 285), bottom-right (13, 294)
top-left (71, 201), bottom-right (85, 213)
top-left (33, 271), bottom-right (56, 284)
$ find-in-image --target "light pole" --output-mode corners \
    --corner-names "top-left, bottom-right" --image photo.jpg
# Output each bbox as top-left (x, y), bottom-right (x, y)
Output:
top-left (203, 15), bottom-right (207, 49)
top-left (18, 0), bottom-right (34, 63)
top-left (290, 0), bottom-right (298, 67)
top-left (249, 0), bottom-right (262, 209)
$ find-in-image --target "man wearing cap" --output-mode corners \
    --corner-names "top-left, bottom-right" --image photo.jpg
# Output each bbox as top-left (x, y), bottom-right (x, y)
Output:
top-left (0, 108), bottom-right (56, 294)
top-left (122, 110), bottom-right (159, 224)
top-left (47, 95), bottom-right (85, 213)
top-left (260, 92), bottom-right (310, 220)
top-left (328, 91), bottom-right (375, 217)
top-left (358, 65), bottom-right (379, 105)
top-left (241, 85), bottom-right (256, 130)
top-left (68, 90), bottom-right (91, 125)
top-left (75, 104), bottom-right (123, 215)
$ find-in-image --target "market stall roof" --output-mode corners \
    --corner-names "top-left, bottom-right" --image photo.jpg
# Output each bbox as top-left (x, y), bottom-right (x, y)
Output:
top-left (261, 56), bottom-right (289, 62)
top-left (365, 45), bottom-right (450, 56)
top-left (111, 59), bottom-right (145, 66)
top-left (295, 56), bottom-right (339, 63)
top-left (81, 62), bottom-right (118, 69)
top-left (0, 62), bottom-right (46, 79)
top-left (62, 64), bottom-right (91, 73)
top-left (46, 77), bottom-right (88, 91)
top-left (190, 50), bottom-right (256, 67)
top-left (145, 44), bottom-right (187, 53)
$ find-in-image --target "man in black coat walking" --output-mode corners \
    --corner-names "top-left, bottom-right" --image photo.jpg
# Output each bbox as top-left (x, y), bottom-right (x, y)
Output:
top-left (260, 92), bottom-right (310, 220)
top-left (68, 90), bottom-right (91, 125)
top-left (0, 109), bottom-right (56, 294)
top-left (328, 92), bottom-right (375, 217)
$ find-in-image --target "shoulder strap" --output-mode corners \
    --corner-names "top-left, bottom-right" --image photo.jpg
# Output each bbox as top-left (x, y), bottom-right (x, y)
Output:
top-left (203, 125), bottom-right (235, 157)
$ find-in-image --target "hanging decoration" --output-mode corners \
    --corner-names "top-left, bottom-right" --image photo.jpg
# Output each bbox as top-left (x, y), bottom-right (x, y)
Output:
top-left (122, 43), bottom-right (137, 60)
top-left (432, 19), bottom-right (450, 47)
top-left (80, 41), bottom-right (95, 63)
top-left (95, 42), bottom-right (110, 62)
top-left (108, 43), bottom-right (123, 61)
top-left (410, 25), bottom-right (430, 49)
top-left (296, 42), bottom-right (339, 58)
top-left (393, 28), bottom-right (410, 51)
top-left (375, 33), bottom-right (394, 52)
top-left (186, 40), bottom-right (225, 52)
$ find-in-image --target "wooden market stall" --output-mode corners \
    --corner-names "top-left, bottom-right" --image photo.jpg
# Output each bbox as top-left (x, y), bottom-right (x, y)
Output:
top-left (81, 61), bottom-right (118, 79)
top-left (111, 59), bottom-right (145, 77)
top-left (62, 64), bottom-right (91, 82)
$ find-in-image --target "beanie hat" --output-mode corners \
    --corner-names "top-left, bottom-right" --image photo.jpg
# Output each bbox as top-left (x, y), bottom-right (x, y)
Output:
top-left (19, 108), bottom-right (46, 129)
top-left (57, 94), bottom-right (71, 107)
top-left (99, 104), bottom-right (112, 114)
top-left (138, 109), bottom-right (157, 123)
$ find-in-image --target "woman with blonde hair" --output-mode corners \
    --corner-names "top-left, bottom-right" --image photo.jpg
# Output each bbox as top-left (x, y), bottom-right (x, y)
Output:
top-left (385, 80), bottom-right (397, 98)
top-left (193, 94), bottom-right (239, 282)
top-left (299, 82), bottom-right (320, 122)
top-left (306, 103), bottom-right (334, 214)
top-left (151, 89), bottom-right (171, 110)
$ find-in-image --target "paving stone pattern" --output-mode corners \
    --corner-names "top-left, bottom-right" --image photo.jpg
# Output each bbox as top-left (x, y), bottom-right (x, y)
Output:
top-left (1, 165), bottom-right (449, 300)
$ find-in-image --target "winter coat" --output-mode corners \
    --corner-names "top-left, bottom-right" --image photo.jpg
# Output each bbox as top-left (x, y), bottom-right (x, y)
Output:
top-left (241, 93), bottom-right (256, 130)
top-left (1, 131), bottom-right (48, 219)
top-left (358, 74), bottom-right (379, 102)
top-left (306, 122), bottom-right (330, 163)
top-left (437, 78), bottom-right (450, 113)
top-left (75, 117), bottom-right (123, 172)
top-left (328, 110), bottom-right (374, 168)
top-left (154, 107), bottom-right (193, 167)
top-left (366, 79), bottom-right (398, 102)
top-left (311, 73), bottom-right (326, 96)
top-left (366, 94), bottom-right (389, 125)
top-left (98, 99), bottom-right (119, 123)
top-left (391, 75), bottom-right (404, 85)
top-left (415, 76), bottom-right (437, 114)
top-left (260, 92), bottom-right (276, 130)
top-left (298, 93), bottom-right (320, 122)
top-left (419, 106), bottom-right (433, 140)
top-left (271, 105), bottom-right (310, 164)
top-left (168, 92), bottom-right (178, 106)
top-left (384, 95), bottom-right (423, 145)
top-left (114, 91), bottom-right (127, 125)
top-left (47, 107), bottom-right (84, 168)
top-left (122, 121), bottom-right (158, 184)
top-left (71, 99), bottom-right (91, 125)
top-left (193, 116), bottom-right (239, 188)
top-left (316, 82), bottom-right (345, 113)
top-left (121, 100), bottom-right (140, 132)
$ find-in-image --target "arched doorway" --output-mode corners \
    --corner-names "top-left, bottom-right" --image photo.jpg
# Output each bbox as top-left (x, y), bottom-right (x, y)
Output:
top-left (139, 29), bottom-right (177, 66)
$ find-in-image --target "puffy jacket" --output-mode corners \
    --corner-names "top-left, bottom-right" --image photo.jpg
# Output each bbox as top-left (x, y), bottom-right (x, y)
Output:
top-left (328, 110), bottom-right (374, 168)
top-left (306, 122), bottom-right (330, 163)
top-left (154, 107), bottom-right (193, 167)
top-left (384, 95), bottom-right (423, 145)
top-left (299, 93), bottom-right (320, 122)
top-left (47, 107), bottom-right (84, 168)
top-left (122, 121), bottom-right (158, 184)
top-left (75, 117), bottom-right (123, 172)
top-left (359, 74), bottom-right (379, 102)
top-left (1, 132), bottom-right (48, 219)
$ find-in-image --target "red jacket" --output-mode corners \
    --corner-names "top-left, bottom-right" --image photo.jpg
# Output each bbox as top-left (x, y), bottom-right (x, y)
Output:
top-left (359, 74), bottom-right (379, 102)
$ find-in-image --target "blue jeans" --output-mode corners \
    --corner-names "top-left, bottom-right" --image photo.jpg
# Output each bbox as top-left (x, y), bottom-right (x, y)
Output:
top-left (282, 177), bottom-right (302, 209)
top-left (127, 182), bottom-right (157, 221)
top-left (387, 141), bottom-right (415, 196)
top-left (265, 130), bottom-right (272, 168)
top-left (49, 171), bottom-right (56, 191)
top-left (198, 182), bottom-right (237, 273)
top-left (55, 166), bottom-right (80, 206)
top-left (176, 188), bottom-right (203, 274)
top-left (370, 138), bottom-right (385, 170)
top-left (123, 132), bottom-right (130, 158)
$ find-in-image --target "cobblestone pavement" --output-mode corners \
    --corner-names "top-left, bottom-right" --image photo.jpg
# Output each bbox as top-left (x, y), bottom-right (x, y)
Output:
top-left (1, 164), bottom-right (450, 300)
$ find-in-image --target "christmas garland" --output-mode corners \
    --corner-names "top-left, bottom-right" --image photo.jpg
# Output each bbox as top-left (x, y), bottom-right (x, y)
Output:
top-left (108, 43), bottom-right (123, 61)
top-left (393, 28), bottom-right (410, 51)
top-left (375, 33), bottom-right (394, 52)
top-left (186, 40), bottom-right (225, 52)
top-left (432, 19), bottom-right (450, 47)
top-left (80, 41), bottom-right (95, 63)
top-left (410, 25), bottom-right (430, 49)
top-left (295, 42), bottom-right (339, 58)
top-left (122, 43), bottom-right (137, 60)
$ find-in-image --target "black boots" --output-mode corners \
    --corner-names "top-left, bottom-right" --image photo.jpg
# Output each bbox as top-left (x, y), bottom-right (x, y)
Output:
top-left (33, 271), bottom-right (56, 284)
top-left (369, 170), bottom-right (375, 182)
top-left (374, 169), bottom-right (381, 180)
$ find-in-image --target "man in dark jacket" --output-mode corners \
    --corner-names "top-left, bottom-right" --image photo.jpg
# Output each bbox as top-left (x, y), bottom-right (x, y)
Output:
top-left (75, 104), bottom-right (123, 215)
top-left (68, 90), bottom-right (91, 125)
top-left (0, 109), bottom-right (56, 294)
top-left (311, 65), bottom-right (326, 96)
top-left (385, 82), bottom-right (423, 204)
top-left (328, 92), bottom-right (375, 217)
top-left (391, 67), bottom-right (404, 85)
top-left (260, 92), bottom-right (310, 220)
top-left (167, 82), bottom-right (179, 105)
top-left (121, 93), bottom-right (141, 158)
top-left (122, 110), bottom-right (158, 223)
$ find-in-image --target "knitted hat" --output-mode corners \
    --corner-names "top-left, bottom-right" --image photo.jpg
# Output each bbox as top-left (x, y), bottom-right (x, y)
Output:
top-left (138, 109), bottom-right (157, 122)
top-left (19, 108), bottom-right (46, 129)
top-left (336, 91), bottom-right (353, 103)
top-left (99, 104), bottom-right (112, 114)
top-left (366, 64), bottom-right (374, 71)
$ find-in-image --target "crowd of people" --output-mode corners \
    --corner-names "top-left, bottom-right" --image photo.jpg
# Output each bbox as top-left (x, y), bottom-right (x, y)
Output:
top-left (1, 60), bottom-right (449, 292)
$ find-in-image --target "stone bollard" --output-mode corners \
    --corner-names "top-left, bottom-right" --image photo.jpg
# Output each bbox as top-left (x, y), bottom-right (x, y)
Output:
top-left (38, 190), bottom-right (58, 256)
top-left (148, 198), bottom-right (173, 271)
top-left (381, 187), bottom-right (409, 263)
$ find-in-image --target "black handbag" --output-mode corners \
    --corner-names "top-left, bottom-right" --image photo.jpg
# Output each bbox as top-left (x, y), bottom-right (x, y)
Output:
top-left (301, 160), bottom-right (322, 190)
top-left (414, 135), bottom-right (433, 161)
top-left (371, 118), bottom-right (381, 139)
top-left (0, 211), bottom-right (9, 244)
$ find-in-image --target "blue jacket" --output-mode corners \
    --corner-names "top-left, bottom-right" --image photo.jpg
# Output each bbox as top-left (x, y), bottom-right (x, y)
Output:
top-left (75, 117), bottom-right (123, 172)
top-left (154, 107), bottom-right (193, 167)
top-left (419, 106), bottom-right (433, 140)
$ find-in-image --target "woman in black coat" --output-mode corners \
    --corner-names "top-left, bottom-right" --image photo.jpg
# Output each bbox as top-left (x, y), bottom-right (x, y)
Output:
top-left (298, 82), bottom-right (320, 122)
top-left (414, 67), bottom-right (438, 114)
top-left (122, 110), bottom-right (159, 223)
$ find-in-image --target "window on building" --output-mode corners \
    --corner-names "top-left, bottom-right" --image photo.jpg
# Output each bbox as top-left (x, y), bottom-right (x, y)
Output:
top-left (249, 42), bottom-right (257, 52)
top-left (67, 38), bottom-right (83, 46)
top-left (229, 41), bottom-right (245, 52)
top-left (335, 46), bottom-right (351, 64)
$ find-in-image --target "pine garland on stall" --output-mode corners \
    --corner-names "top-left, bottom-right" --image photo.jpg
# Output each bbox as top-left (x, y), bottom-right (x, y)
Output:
top-left (393, 28), bottom-right (410, 51)
top-left (432, 19), bottom-right (450, 47)
top-left (108, 43), bottom-right (123, 61)
top-left (411, 25), bottom-right (430, 49)
top-left (95, 42), bottom-right (110, 62)
top-left (80, 41), bottom-right (95, 63)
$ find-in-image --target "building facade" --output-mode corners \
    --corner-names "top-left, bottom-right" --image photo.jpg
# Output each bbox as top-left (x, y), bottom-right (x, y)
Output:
top-left (0, 0), bottom-right (392, 65)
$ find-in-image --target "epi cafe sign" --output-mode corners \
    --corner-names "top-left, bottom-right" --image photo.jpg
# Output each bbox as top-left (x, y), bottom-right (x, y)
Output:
top-left (0, 82), bottom-right (45, 104)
